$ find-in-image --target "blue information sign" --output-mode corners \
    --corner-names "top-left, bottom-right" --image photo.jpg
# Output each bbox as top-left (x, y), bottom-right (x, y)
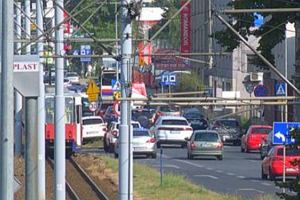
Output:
top-left (160, 72), bottom-right (176, 86)
top-left (275, 83), bottom-right (286, 96)
top-left (80, 45), bottom-right (92, 62)
top-left (273, 122), bottom-right (299, 145)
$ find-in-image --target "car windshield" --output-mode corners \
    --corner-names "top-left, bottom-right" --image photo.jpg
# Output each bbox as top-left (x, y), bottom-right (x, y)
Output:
top-left (217, 120), bottom-right (239, 128)
top-left (160, 106), bottom-right (180, 112)
top-left (66, 72), bottom-right (78, 77)
top-left (277, 148), bottom-right (300, 156)
top-left (133, 130), bottom-right (149, 137)
top-left (194, 132), bottom-right (219, 142)
top-left (252, 128), bottom-right (271, 134)
top-left (83, 118), bottom-right (103, 125)
top-left (162, 119), bottom-right (188, 126)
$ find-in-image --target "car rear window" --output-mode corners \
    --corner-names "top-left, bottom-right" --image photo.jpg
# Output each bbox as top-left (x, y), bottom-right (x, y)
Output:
top-left (83, 118), bottom-right (103, 125)
top-left (252, 128), bottom-right (271, 134)
top-left (194, 132), bottom-right (219, 142)
top-left (160, 106), bottom-right (180, 112)
top-left (162, 120), bottom-right (188, 126)
top-left (116, 123), bottom-right (140, 129)
top-left (133, 130), bottom-right (149, 137)
top-left (277, 148), bottom-right (300, 156)
top-left (216, 120), bottom-right (239, 128)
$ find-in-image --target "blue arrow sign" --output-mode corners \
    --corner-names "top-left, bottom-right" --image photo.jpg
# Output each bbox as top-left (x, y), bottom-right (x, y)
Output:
top-left (273, 122), bottom-right (299, 145)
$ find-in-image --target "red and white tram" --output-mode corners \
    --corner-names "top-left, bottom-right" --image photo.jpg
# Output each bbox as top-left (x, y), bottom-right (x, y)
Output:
top-left (45, 93), bottom-right (83, 156)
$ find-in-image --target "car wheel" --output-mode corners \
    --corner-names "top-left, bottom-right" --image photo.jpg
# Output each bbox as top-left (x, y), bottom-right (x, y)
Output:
top-left (241, 146), bottom-right (245, 152)
top-left (157, 142), bottom-right (161, 148)
top-left (103, 138), bottom-right (109, 153)
top-left (261, 167), bottom-right (267, 180)
top-left (269, 168), bottom-right (275, 181)
top-left (216, 155), bottom-right (223, 160)
top-left (108, 143), bottom-right (114, 153)
top-left (151, 153), bottom-right (157, 159)
top-left (114, 153), bottom-right (118, 159)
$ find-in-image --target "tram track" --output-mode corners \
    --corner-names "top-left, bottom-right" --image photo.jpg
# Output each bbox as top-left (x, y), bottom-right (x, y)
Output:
top-left (47, 157), bottom-right (109, 200)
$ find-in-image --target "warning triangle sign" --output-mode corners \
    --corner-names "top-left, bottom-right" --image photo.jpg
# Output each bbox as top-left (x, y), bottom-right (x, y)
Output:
top-left (276, 84), bottom-right (285, 96)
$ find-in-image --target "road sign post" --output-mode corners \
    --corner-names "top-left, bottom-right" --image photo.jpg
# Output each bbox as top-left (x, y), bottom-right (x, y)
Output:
top-left (273, 122), bottom-right (299, 191)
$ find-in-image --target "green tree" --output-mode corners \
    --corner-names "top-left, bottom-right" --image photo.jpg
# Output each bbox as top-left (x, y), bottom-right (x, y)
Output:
top-left (150, 0), bottom-right (181, 48)
top-left (174, 72), bottom-right (204, 93)
top-left (214, 0), bottom-right (299, 69)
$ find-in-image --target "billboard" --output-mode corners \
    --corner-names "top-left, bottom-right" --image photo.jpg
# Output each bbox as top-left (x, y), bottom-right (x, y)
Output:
top-left (152, 49), bottom-right (191, 70)
top-left (180, 0), bottom-right (191, 54)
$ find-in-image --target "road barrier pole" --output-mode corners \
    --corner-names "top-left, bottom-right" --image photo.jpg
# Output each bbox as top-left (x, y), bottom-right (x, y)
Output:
top-left (160, 147), bottom-right (163, 186)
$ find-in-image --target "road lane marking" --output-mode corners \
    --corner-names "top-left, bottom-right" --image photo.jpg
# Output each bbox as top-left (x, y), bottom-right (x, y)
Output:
top-left (206, 167), bottom-right (213, 170)
top-left (249, 160), bottom-right (259, 163)
top-left (175, 159), bottom-right (204, 168)
top-left (194, 175), bottom-right (219, 180)
top-left (153, 164), bottom-right (180, 169)
top-left (237, 176), bottom-right (245, 179)
top-left (261, 182), bottom-right (272, 186)
top-left (226, 172), bottom-right (235, 176)
top-left (237, 188), bottom-right (264, 194)
top-left (216, 170), bottom-right (223, 173)
top-left (251, 180), bottom-right (259, 183)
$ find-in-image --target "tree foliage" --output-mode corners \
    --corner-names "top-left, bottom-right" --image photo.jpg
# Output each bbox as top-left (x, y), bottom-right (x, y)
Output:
top-left (150, 0), bottom-right (181, 48)
top-left (215, 0), bottom-right (300, 68)
top-left (174, 72), bottom-right (204, 93)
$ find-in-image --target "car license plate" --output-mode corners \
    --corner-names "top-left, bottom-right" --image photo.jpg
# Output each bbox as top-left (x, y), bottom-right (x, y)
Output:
top-left (134, 147), bottom-right (146, 151)
top-left (87, 131), bottom-right (98, 135)
top-left (201, 143), bottom-right (211, 148)
top-left (170, 131), bottom-right (180, 134)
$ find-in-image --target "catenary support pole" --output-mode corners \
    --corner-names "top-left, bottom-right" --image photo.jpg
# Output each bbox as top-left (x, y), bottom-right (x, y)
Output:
top-left (14, 2), bottom-right (23, 156)
top-left (36, 0), bottom-right (46, 199)
top-left (119, 0), bottom-right (132, 200)
top-left (54, 0), bottom-right (66, 199)
top-left (25, 97), bottom-right (38, 200)
top-left (0, 0), bottom-right (14, 199)
top-left (25, 0), bottom-right (31, 54)
top-left (24, 1), bottom-right (39, 199)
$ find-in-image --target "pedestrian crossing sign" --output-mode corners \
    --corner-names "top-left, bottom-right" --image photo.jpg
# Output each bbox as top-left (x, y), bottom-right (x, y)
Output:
top-left (275, 83), bottom-right (286, 96)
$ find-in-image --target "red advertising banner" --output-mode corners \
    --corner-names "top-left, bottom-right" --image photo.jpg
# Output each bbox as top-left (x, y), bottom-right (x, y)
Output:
top-left (180, 0), bottom-right (191, 54)
top-left (138, 42), bottom-right (153, 65)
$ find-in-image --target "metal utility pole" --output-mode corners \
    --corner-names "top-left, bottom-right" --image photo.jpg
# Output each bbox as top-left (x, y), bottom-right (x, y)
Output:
top-left (25, 97), bottom-right (38, 200)
top-left (208, 0), bottom-right (213, 84)
top-left (24, 1), bottom-right (39, 199)
top-left (25, 0), bottom-right (31, 54)
top-left (119, 0), bottom-right (133, 200)
top-left (36, 0), bottom-right (46, 199)
top-left (115, 2), bottom-right (119, 82)
top-left (0, 0), bottom-right (14, 199)
top-left (54, 0), bottom-right (66, 199)
top-left (14, 2), bottom-right (23, 156)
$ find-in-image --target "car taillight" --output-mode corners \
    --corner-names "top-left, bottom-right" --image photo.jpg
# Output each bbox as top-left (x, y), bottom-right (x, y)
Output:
top-left (112, 130), bottom-right (118, 137)
top-left (157, 111), bottom-right (162, 116)
top-left (103, 127), bottom-right (107, 131)
top-left (147, 138), bottom-right (156, 143)
top-left (191, 142), bottom-right (196, 150)
top-left (216, 142), bottom-right (223, 149)
top-left (184, 127), bottom-right (193, 131)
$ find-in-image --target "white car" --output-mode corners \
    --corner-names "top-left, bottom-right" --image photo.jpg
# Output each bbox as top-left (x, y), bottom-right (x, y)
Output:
top-left (65, 72), bottom-right (80, 83)
top-left (103, 120), bottom-right (141, 153)
top-left (82, 116), bottom-right (107, 142)
top-left (114, 128), bottom-right (157, 159)
top-left (150, 116), bottom-right (193, 148)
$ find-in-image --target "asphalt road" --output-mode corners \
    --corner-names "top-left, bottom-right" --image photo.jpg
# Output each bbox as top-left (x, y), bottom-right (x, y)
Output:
top-left (137, 145), bottom-right (284, 199)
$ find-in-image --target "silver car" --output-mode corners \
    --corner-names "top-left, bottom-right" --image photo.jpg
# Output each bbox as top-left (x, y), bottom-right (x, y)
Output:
top-left (186, 130), bottom-right (224, 160)
top-left (115, 128), bottom-right (157, 159)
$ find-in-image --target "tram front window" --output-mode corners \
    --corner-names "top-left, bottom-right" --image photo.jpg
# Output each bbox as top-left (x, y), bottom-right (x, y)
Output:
top-left (45, 96), bottom-right (75, 123)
